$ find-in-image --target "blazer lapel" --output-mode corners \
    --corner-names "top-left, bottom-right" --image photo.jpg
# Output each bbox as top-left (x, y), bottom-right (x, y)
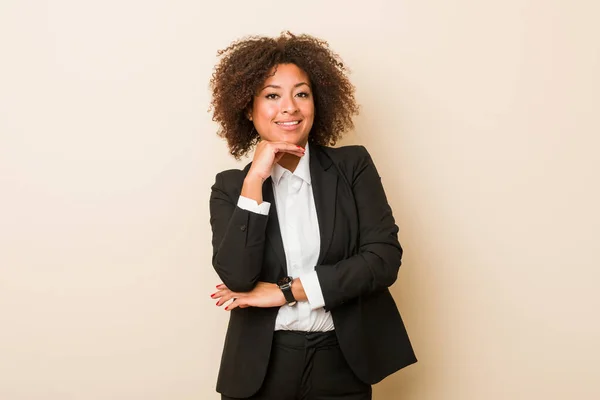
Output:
top-left (310, 145), bottom-right (338, 265)
top-left (250, 144), bottom-right (338, 277)
top-left (263, 177), bottom-right (288, 275)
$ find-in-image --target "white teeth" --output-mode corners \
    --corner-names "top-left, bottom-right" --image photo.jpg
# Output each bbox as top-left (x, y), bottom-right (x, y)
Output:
top-left (277, 121), bottom-right (300, 126)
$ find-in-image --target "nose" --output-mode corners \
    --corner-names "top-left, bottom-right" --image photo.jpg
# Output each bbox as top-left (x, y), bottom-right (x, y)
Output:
top-left (280, 94), bottom-right (298, 114)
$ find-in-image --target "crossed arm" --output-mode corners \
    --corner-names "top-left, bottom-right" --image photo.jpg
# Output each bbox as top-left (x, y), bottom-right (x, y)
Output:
top-left (208, 146), bottom-right (402, 312)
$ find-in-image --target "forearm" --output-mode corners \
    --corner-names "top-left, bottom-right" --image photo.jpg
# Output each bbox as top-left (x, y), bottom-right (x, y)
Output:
top-left (211, 173), bottom-right (269, 292)
top-left (240, 175), bottom-right (264, 204)
top-left (317, 241), bottom-right (402, 311)
top-left (212, 207), bottom-right (269, 292)
top-left (315, 145), bottom-right (403, 311)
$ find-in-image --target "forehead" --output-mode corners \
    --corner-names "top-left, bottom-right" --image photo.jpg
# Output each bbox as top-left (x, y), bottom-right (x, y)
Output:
top-left (263, 63), bottom-right (310, 85)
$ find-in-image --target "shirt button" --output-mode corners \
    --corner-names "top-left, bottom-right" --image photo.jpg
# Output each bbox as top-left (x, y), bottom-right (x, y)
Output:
top-left (240, 224), bottom-right (247, 231)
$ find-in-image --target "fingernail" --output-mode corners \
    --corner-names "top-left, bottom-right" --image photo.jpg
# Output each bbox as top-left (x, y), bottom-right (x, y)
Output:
top-left (216, 301), bottom-right (220, 306)
top-left (224, 306), bottom-right (229, 311)
top-left (210, 293), bottom-right (216, 298)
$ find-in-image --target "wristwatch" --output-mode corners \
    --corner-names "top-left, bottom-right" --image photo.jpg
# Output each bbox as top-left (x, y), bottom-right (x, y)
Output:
top-left (277, 276), bottom-right (297, 306)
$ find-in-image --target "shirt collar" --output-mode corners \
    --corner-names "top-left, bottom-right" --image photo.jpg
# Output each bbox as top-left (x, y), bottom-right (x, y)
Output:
top-left (271, 142), bottom-right (312, 186)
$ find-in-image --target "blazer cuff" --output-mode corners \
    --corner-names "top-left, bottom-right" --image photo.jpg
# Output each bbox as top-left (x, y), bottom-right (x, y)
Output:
top-left (299, 270), bottom-right (326, 310)
top-left (237, 195), bottom-right (271, 216)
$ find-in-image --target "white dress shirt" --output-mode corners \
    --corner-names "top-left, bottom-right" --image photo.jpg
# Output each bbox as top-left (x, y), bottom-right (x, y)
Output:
top-left (236, 143), bottom-right (335, 332)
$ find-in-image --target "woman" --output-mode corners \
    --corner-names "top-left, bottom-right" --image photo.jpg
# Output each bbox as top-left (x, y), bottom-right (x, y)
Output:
top-left (209, 32), bottom-right (416, 400)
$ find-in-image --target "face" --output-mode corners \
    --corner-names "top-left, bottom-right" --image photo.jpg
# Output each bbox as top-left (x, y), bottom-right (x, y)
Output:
top-left (249, 63), bottom-right (315, 146)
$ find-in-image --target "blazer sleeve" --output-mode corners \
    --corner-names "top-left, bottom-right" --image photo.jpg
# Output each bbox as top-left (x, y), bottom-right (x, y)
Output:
top-left (316, 146), bottom-right (403, 311)
top-left (209, 171), bottom-right (269, 292)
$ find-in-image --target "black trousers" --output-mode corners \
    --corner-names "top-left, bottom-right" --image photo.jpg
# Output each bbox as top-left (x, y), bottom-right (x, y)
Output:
top-left (221, 330), bottom-right (372, 400)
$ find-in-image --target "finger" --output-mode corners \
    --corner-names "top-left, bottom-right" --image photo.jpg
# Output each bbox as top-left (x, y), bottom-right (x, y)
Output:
top-left (210, 289), bottom-right (229, 299)
top-left (216, 292), bottom-right (239, 307)
top-left (269, 142), bottom-right (306, 155)
top-left (280, 149), bottom-right (306, 158)
top-left (211, 285), bottom-right (232, 299)
top-left (272, 149), bottom-right (305, 160)
top-left (225, 299), bottom-right (243, 311)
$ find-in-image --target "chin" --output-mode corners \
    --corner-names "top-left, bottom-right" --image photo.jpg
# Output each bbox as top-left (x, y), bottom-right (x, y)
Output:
top-left (278, 133), bottom-right (307, 143)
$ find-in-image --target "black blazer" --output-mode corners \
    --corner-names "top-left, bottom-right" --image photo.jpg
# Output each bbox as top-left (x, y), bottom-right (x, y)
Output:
top-left (210, 144), bottom-right (417, 398)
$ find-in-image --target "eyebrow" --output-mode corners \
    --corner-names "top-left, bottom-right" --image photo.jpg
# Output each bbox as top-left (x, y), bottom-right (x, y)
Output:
top-left (260, 82), bottom-right (311, 92)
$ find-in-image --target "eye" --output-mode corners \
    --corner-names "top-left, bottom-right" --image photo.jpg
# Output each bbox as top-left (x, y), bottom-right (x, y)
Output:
top-left (296, 92), bottom-right (310, 98)
top-left (265, 93), bottom-right (279, 100)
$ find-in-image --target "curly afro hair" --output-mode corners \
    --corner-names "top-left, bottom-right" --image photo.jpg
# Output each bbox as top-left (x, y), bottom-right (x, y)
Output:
top-left (209, 31), bottom-right (359, 159)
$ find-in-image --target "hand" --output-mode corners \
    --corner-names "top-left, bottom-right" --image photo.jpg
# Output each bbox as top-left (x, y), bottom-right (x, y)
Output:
top-left (211, 282), bottom-right (286, 311)
top-left (247, 141), bottom-right (305, 182)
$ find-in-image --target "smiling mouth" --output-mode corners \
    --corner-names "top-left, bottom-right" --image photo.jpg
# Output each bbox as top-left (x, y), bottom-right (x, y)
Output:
top-left (275, 120), bottom-right (301, 126)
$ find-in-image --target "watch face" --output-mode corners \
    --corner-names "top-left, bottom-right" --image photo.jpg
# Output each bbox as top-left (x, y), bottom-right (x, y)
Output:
top-left (278, 276), bottom-right (292, 286)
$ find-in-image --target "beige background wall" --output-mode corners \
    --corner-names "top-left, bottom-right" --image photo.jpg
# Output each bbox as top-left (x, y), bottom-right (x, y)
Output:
top-left (1, 1), bottom-right (598, 399)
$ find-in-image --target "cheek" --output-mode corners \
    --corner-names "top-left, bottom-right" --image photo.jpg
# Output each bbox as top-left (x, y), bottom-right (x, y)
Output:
top-left (304, 98), bottom-right (315, 114)
top-left (256, 103), bottom-right (278, 122)
top-left (303, 103), bottom-right (315, 120)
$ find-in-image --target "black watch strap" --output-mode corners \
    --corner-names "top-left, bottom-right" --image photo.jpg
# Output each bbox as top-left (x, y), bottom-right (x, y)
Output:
top-left (278, 276), bottom-right (297, 306)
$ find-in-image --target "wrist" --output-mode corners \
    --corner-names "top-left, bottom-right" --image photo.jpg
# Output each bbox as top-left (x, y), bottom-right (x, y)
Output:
top-left (241, 174), bottom-right (265, 203)
top-left (277, 276), bottom-right (297, 306)
top-left (275, 283), bottom-right (286, 306)
top-left (291, 278), bottom-right (307, 302)
top-left (245, 171), bottom-right (266, 185)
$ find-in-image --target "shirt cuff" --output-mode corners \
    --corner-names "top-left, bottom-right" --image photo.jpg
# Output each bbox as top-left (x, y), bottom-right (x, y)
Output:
top-left (299, 270), bottom-right (326, 310)
top-left (237, 195), bottom-right (271, 215)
